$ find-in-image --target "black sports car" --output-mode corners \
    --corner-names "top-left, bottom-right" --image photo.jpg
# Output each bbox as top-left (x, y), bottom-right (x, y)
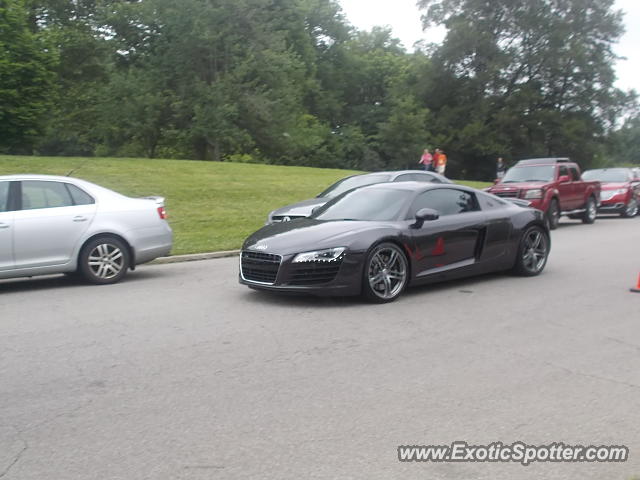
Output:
top-left (240, 182), bottom-right (550, 302)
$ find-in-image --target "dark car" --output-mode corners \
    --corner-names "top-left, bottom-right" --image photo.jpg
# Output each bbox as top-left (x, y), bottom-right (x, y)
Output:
top-left (240, 182), bottom-right (550, 303)
top-left (266, 170), bottom-right (452, 224)
top-left (582, 168), bottom-right (640, 217)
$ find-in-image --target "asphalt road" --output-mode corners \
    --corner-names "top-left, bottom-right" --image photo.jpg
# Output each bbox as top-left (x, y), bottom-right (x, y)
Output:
top-left (1, 216), bottom-right (639, 480)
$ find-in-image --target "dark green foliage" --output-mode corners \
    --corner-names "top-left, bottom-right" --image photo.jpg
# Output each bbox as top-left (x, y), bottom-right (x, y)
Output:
top-left (0, 0), bottom-right (58, 153)
top-left (417, 0), bottom-right (636, 177)
top-left (0, 0), bottom-right (636, 176)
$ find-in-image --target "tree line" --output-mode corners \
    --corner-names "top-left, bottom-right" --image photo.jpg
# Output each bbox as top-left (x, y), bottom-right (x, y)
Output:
top-left (1, 0), bottom-right (638, 179)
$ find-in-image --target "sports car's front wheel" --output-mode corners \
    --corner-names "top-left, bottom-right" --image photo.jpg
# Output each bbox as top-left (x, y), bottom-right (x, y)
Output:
top-left (512, 226), bottom-right (550, 277)
top-left (362, 243), bottom-right (409, 303)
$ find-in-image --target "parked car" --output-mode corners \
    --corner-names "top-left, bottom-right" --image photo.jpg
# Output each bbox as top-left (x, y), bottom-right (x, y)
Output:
top-left (582, 168), bottom-right (640, 217)
top-left (0, 175), bottom-right (172, 284)
top-left (486, 158), bottom-right (600, 229)
top-left (266, 170), bottom-right (452, 224)
top-left (240, 182), bottom-right (550, 303)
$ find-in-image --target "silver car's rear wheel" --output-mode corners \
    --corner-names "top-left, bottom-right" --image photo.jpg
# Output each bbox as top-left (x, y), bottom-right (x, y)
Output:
top-left (362, 243), bottom-right (408, 303)
top-left (79, 237), bottom-right (130, 284)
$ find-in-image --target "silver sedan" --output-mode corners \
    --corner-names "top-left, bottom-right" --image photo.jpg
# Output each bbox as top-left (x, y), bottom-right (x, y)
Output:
top-left (0, 175), bottom-right (173, 284)
top-left (267, 170), bottom-right (452, 224)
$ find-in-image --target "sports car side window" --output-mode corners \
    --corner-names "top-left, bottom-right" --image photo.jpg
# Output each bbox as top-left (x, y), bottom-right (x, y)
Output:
top-left (477, 192), bottom-right (507, 209)
top-left (409, 189), bottom-right (479, 217)
top-left (21, 181), bottom-right (74, 210)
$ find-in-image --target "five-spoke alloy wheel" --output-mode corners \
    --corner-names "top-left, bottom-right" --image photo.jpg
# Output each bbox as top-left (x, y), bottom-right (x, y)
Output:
top-left (362, 243), bottom-right (408, 303)
top-left (513, 226), bottom-right (550, 276)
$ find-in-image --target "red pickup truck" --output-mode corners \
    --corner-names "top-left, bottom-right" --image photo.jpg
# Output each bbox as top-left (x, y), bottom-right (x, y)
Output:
top-left (487, 158), bottom-right (601, 229)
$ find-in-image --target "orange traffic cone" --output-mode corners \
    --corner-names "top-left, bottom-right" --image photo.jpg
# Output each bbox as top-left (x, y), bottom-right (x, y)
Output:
top-left (631, 273), bottom-right (640, 293)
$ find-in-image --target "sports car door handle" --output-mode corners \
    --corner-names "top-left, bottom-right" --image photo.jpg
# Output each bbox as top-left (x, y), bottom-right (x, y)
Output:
top-left (0, 222), bottom-right (9, 229)
top-left (73, 216), bottom-right (88, 222)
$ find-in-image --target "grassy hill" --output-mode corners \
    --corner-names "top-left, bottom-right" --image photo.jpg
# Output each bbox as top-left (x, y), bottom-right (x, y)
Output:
top-left (0, 155), bottom-right (491, 255)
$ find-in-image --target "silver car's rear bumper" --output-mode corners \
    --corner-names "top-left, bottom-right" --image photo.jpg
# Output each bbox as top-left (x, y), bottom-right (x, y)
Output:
top-left (128, 223), bottom-right (173, 265)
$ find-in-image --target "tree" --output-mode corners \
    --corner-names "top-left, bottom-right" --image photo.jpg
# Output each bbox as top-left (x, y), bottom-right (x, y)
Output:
top-left (417, 0), bottom-right (633, 178)
top-left (0, 0), bottom-right (57, 153)
top-left (607, 115), bottom-right (640, 166)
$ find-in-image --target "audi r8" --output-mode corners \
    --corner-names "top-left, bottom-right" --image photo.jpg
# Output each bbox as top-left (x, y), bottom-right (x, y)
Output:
top-left (240, 182), bottom-right (550, 303)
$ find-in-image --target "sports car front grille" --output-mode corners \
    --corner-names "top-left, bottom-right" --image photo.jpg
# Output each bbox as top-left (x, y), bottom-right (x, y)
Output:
top-left (240, 251), bottom-right (281, 284)
top-left (493, 190), bottom-right (520, 198)
top-left (287, 260), bottom-right (343, 286)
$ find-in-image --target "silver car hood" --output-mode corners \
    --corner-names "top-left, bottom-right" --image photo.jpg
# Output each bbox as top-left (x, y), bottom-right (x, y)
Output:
top-left (271, 197), bottom-right (328, 218)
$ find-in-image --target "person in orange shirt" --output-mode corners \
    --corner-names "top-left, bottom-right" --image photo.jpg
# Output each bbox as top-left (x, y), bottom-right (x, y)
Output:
top-left (434, 148), bottom-right (448, 176)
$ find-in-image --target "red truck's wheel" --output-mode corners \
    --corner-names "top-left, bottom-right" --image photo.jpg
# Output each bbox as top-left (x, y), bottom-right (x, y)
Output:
top-left (546, 199), bottom-right (560, 230)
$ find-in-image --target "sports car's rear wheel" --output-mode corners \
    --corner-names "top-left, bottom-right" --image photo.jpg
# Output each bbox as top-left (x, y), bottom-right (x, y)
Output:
top-left (362, 243), bottom-right (408, 303)
top-left (512, 226), bottom-right (549, 277)
top-left (79, 236), bottom-right (130, 285)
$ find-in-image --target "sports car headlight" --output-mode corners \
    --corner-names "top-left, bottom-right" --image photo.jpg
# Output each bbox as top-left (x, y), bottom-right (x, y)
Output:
top-left (523, 189), bottom-right (543, 199)
top-left (292, 247), bottom-right (346, 263)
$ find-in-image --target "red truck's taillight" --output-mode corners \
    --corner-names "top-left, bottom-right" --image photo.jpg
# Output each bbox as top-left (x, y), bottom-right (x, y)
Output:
top-left (157, 206), bottom-right (167, 220)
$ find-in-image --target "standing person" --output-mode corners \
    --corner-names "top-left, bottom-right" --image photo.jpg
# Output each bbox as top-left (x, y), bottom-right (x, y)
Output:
top-left (434, 148), bottom-right (448, 176)
top-left (418, 149), bottom-right (433, 171)
top-left (496, 157), bottom-right (506, 179)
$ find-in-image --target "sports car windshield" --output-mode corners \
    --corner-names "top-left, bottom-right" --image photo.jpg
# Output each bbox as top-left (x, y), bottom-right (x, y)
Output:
top-left (314, 188), bottom-right (410, 221)
top-left (582, 169), bottom-right (629, 183)
top-left (318, 174), bottom-right (392, 198)
top-left (502, 165), bottom-right (555, 183)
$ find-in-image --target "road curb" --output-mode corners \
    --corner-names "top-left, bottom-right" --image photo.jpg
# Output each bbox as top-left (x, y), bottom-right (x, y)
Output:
top-left (150, 250), bottom-right (240, 265)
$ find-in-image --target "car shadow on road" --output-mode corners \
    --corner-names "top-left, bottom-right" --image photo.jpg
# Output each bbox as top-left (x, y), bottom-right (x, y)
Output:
top-left (0, 268), bottom-right (168, 294)
top-left (595, 215), bottom-right (638, 220)
top-left (239, 271), bottom-right (508, 308)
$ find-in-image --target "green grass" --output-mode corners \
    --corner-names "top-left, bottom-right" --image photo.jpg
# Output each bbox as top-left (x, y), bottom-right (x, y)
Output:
top-left (0, 155), bottom-right (491, 255)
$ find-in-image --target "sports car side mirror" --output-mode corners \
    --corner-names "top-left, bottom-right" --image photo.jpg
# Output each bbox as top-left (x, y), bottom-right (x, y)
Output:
top-left (558, 175), bottom-right (570, 183)
top-left (412, 208), bottom-right (439, 228)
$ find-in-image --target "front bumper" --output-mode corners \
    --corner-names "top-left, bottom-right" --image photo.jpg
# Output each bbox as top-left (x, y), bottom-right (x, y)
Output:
top-left (597, 201), bottom-right (626, 213)
top-left (238, 250), bottom-right (365, 296)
